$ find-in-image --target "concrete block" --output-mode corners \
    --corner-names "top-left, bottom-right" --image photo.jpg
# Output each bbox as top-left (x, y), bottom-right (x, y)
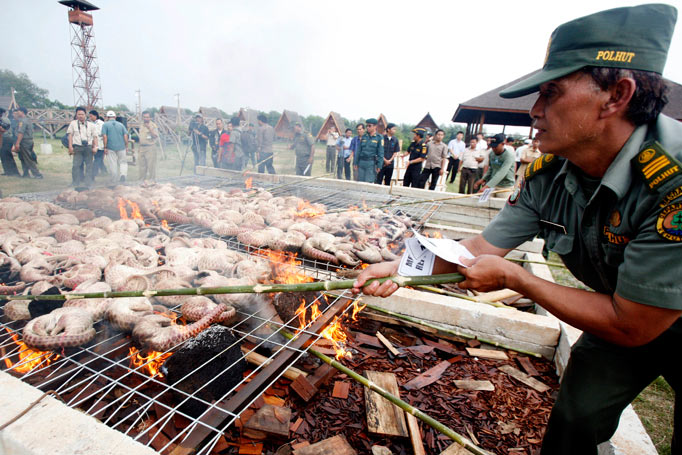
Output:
top-left (0, 372), bottom-right (156, 455)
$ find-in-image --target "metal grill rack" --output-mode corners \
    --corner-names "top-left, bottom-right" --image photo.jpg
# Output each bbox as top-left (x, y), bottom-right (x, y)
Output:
top-left (2, 174), bottom-right (440, 453)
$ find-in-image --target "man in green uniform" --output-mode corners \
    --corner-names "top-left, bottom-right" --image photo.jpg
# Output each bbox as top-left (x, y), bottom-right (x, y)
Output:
top-left (291, 122), bottom-right (314, 176)
top-left (354, 118), bottom-right (383, 183)
top-left (11, 107), bottom-right (42, 179)
top-left (354, 5), bottom-right (680, 454)
top-left (474, 133), bottom-right (515, 197)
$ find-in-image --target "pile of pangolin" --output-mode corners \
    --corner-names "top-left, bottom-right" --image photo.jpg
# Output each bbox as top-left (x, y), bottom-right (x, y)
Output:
top-left (1, 184), bottom-right (412, 354)
top-left (0, 196), bottom-right (290, 352)
top-left (55, 183), bottom-right (410, 266)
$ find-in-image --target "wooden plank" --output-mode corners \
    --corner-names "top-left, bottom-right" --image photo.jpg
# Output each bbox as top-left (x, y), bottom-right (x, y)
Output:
top-left (376, 331), bottom-right (401, 356)
top-left (332, 381), bottom-right (350, 399)
top-left (406, 413), bottom-right (426, 455)
top-left (453, 379), bottom-right (495, 391)
top-left (243, 404), bottom-right (291, 438)
top-left (440, 442), bottom-right (474, 454)
top-left (309, 363), bottom-right (337, 388)
top-left (290, 374), bottom-right (318, 402)
top-left (238, 441), bottom-right (263, 454)
top-left (423, 338), bottom-right (466, 356)
top-left (291, 441), bottom-right (310, 451)
top-left (403, 360), bottom-right (451, 391)
top-left (353, 332), bottom-right (382, 348)
top-left (241, 348), bottom-right (307, 381)
top-left (517, 356), bottom-right (540, 377)
top-left (466, 348), bottom-right (509, 361)
top-left (499, 365), bottom-right (551, 393)
top-left (363, 371), bottom-right (409, 437)
top-left (294, 435), bottom-right (357, 455)
top-left (263, 395), bottom-right (285, 407)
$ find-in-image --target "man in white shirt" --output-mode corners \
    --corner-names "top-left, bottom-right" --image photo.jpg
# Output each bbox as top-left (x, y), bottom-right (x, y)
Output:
top-left (458, 138), bottom-right (484, 194)
top-left (475, 133), bottom-right (488, 151)
top-left (325, 125), bottom-right (339, 175)
top-left (67, 106), bottom-right (98, 188)
top-left (446, 131), bottom-right (465, 184)
top-left (88, 110), bottom-right (105, 177)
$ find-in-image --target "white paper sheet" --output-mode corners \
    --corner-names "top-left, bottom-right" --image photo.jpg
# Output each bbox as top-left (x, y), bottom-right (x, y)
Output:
top-left (411, 229), bottom-right (475, 267)
top-left (398, 237), bottom-right (435, 276)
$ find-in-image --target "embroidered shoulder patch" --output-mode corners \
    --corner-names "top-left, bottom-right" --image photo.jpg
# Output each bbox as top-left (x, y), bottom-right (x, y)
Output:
top-left (508, 180), bottom-right (523, 206)
top-left (659, 186), bottom-right (682, 208)
top-left (525, 154), bottom-right (560, 180)
top-left (632, 141), bottom-right (682, 192)
top-left (656, 202), bottom-right (682, 242)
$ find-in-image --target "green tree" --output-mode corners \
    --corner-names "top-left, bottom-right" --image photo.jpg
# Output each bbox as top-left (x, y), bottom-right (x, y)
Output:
top-left (104, 103), bottom-right (131, 113)
top-left (304, 114), bottom-right (325, 136)
top-left (0, 69), bottom-right (65, 108)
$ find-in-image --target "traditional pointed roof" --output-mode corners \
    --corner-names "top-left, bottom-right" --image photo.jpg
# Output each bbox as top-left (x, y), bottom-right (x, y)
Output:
top-left (274, 110), bottom-right (302, 138)
top-left (416, 112), bottom-right (438, 131)
top-left (315, 111), bottom-right (346, 141)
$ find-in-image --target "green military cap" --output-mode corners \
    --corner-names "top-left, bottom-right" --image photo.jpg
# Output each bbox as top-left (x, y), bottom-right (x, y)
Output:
top-left (500, 4), bottom-right (678, 99)
top-left (366, 118), bottom-right (378, 125)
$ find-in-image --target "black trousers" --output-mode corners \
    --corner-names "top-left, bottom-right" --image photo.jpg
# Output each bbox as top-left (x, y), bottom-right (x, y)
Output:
top-left (459, 167), bottom-right (477, 194)
top-left (0, 138), bottom-right (20, 176)
top-left (376, 165), bottom-right (393, 185)
top-left (419, 167), bottom-right (441, 190)
top-left (541, 320), bottom-right (680, 455)
top-left (72, 144), bottom-right (93, 186)
top-left (258, 152), bottom-right (276, 174)
top-left (403, 164), bottom-right (422, 187)
top-left (337, 155), bottom-right (351, 180)
top-left (93, 149), bottom-right (106, 176)
top-left (446, 157), bottom-right (460, 184)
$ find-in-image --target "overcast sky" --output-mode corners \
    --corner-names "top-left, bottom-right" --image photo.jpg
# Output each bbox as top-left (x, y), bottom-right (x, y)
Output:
top-left (3, 0), bottom-right (682, 127)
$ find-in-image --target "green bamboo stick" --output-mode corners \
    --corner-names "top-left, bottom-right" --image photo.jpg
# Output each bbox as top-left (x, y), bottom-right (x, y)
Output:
top-left (279, 329), bottom-right (492, 455)
top-left (6, 273), bottom-right (465, 302)
top-left (363, 302), bottom-right (543, 358)
top-left (507, 258), bottom-right (567, 268)
top-left (416, 285), bottom-right (511, 309)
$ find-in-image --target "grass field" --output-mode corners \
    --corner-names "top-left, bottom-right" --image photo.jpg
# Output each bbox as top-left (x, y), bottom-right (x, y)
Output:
top-left (0, 137), bottom-right (674, 452)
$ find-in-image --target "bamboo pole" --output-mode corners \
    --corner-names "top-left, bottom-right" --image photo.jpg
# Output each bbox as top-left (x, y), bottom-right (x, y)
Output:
top-left (6, 273), bottom-right (465, 302)
top-left (415, 285), bottom-right (511, 309)
top-left (362, 302), bottom-right (543, 358)
top-left (279, 329), bottom-right (493, 455)
top-left (507, 258), bottom-right (567, 269)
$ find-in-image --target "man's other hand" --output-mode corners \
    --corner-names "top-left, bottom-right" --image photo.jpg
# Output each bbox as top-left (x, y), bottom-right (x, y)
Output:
top-left (456, 255), bottom-right (513, 292)
top-left (352, 260), bottom-right (400, 297)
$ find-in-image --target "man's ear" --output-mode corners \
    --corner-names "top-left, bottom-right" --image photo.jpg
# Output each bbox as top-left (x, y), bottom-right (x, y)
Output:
top-left (600, 77), bottom-right (636, 119)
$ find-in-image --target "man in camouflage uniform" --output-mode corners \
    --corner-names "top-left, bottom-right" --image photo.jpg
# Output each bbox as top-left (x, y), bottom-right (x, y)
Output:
top-left (354, 5), bottom-right (681, 454)
top-left (11, 107), bottom-right (42, 179)
top-left (291, 123), bottom-right (314, 176)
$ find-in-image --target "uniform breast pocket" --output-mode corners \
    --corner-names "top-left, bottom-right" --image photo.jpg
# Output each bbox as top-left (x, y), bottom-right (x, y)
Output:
top-left (544, 231), bottom-right (575, 255)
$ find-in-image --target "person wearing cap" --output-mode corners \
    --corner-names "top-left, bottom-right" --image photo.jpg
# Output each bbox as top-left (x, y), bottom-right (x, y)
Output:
top-left (419, 129), bottom-right (449, 190)
top-left (473, 133), bottom-right (515, 196)
top-left (0, 110), bottom-right (20, 177)
top-left (256, 113), bottom-right (276, 174)
top-left (101, 110), bottom-right (129, 183)
top-left (67, 106), bottom-right (98, 187)
top-left (189, 114), bottom-right (209, 173)
top-left (138, 111), bottom-right (159, 183)
top-left (401, 128), bottom-right (427, 187)
top-left (11, 107), bottom-right (42, 179)
top-left (354, 118), bottom-right (384, 183)
top-left (376, 122), bottom-right (400, 185)
top-left (354, 5), bottom-right (680, 454)
top-left (290, 123), bottom-right (314, 176)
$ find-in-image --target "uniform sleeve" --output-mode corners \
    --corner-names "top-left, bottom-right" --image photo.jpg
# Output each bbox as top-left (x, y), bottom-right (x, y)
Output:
top-left (486, 151), bottom-right (516, 188)
top-left (376, 137), bottom-right (384, 166)
top-left (16, 122), bottom-right (26, 135)
top-left (616, 189), bottom-right (682, 309)
top-left (481, 178), bottom-right (542, 249)
top-left (419, 144), bottom-right (427, 159)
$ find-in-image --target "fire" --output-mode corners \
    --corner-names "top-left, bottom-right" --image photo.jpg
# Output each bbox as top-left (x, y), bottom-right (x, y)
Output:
top-left (118, 198), bottom-right (129, 220)
top-left (161, 219), bottom-right (171, 230)
top-left (128, 347), bottom-right (172, 378)
top-left (295, 200), bottom-right (326, 218)
top-left (126, 200), bottom-right (144, 222)
top-left (320, 316), bottom-right (351, 360)
top-left (259, 249), bottom-right (313, 284)
top-left (245, 177), bottom-right (253, 189)
top-left (3, 328), bottom-right (59, 374)
top-left (350, 299), bottom-right (366, 322)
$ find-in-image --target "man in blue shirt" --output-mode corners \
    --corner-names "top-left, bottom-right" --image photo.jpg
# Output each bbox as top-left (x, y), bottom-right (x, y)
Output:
top-left (336, 128), bottom-right (353, 180)
top-left (101, 110), bottom-right (129, 183)
top-left (349, 123), bottom-right (364, 181)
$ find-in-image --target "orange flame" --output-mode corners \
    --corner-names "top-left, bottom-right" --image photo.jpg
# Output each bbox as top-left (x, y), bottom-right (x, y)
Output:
top-left (118, 198), bottom-right (129, 220)
top-left (3, 328), bottom-right (59, 374)
top-left (126, 200), bottom-right (144, 222)
top-left (351, 300), bottom-right (366, 322)
top-left (295, 200), bottom-right (326, 218)
top-left (161, 219), bottom-right (171, 230)
top-left (245, 177), bottom-right (253, 189)
top-left (258, 249), bottom-right (313, 284)
top-left (128, 347), bottom-right (172, 378)
top-left (320, 316), bottom-right (352, 360)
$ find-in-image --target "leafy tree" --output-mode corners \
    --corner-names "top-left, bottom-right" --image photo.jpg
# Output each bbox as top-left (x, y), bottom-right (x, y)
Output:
top-left (304, 114), bottom-right (325, 135)
top-left (266, 110), bottom-right (280, 126)
top-left (104, 103), bottom-right (130, 113)
top-left (0, 69), bottom-right (65, 108)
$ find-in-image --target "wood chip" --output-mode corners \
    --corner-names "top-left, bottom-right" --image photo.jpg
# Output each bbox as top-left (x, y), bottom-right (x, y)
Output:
top-left (293, 435), bottom-right (357, 455)
top-left (453, 379), bottom-right (495, 391)
top-left (290, 417), bottom-right (303, 433)
top-left (244, 404), bottom-right (291, 438)
top-left (466, 347), bottom-right (509, 360)
top-left (353, 332), bottom-right (383, 348)
top-left (290, 374), bottom-right (318, 402)
top-left (309, 363), bottom-right (337, 388)
top-left (517, 356), bottom-right (540, 377)
top-left (376, 331), bottom-right (401, 356)
top-left (238, 441), bottom-right (263, 454)
top-left (403, 360), bottom-right (451, 391)
top-left (440, 442), bottom-right (474, 454)
top-left (423, 339), bottom-right (465, 356)
top-left (499, 365), bottom-right (551, 393)
top-left (364, 371), bottom-right (409, 437)
top-left (263, 395), bottom-right (286, 407)
top-left (332, 381), bottom-right (350, 399)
